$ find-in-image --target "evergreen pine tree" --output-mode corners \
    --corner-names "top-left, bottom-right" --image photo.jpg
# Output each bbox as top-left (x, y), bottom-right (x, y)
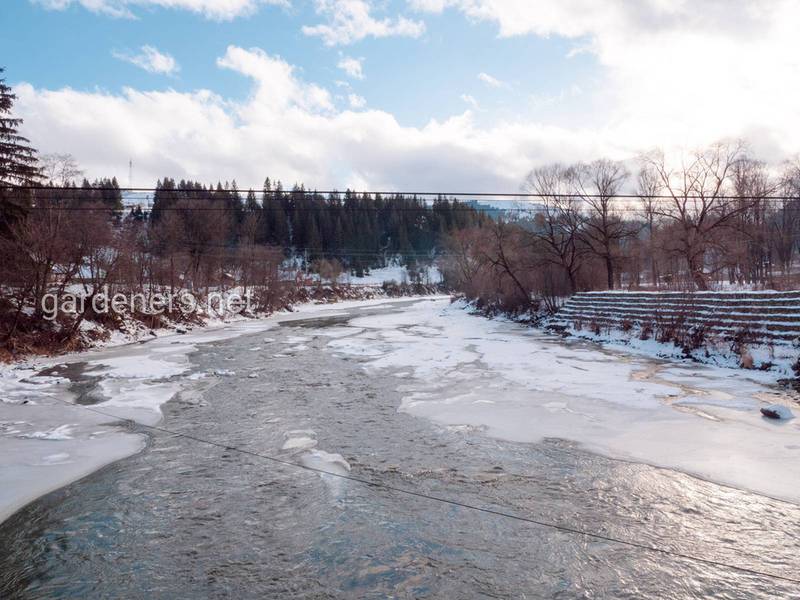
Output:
top-left (150, 177), bottom-right (176, 222)
top-left (229, 179), bottom-right (244, 223)
top-left (109, 176), bottom-right (123, 210)
top-left (274, 181), bottom-right (290, 246)
top-left (262, 180), bottom-right (288, 247)
top-left (0, 68), bottom-right (41, 232)
top-left (0, 68), bottom-right (40, 186)
top-left (245, 188), bottom-right (259, 211)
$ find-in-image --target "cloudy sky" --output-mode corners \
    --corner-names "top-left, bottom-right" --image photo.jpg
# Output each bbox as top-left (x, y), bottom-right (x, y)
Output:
top-left (2, 0), bottom-right (799, 190)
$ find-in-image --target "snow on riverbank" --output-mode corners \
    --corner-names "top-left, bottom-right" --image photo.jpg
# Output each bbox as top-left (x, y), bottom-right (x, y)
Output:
top-left (0, 296), bottom-right (440, 525)
top-left (551, 319), bottom-right (799, 376)
top-left (327, 298), bottom-right (800, 504)
top-left (338, 264), bottom-right (442, 286)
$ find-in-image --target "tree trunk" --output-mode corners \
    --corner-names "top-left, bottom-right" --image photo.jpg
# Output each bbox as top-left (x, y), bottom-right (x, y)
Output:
top-left (566, 267), bottom-right (577, 295)
top-left (688, 253), bottom-right (708, 291)
top-left (650, 257), bottom-right (658, 289)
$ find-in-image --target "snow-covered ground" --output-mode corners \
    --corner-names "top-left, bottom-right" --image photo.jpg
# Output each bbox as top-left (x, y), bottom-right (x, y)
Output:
top-left (0, 296), bottom-right (442, 525)
top-left (338, 264), bottom-right (442, 286)
top-left (326, 299), bottom-right (800, 504)
top-left (282, 258), bottom-right (442, 286)
top-left (554, 323), bottom-right (799, 375)
top-left (121, 190), bottom-right (154, 209)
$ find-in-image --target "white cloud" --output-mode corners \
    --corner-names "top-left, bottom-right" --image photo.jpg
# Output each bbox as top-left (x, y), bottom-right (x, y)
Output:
top-left (410, 0), bottom-right (800, 161)
top-left (31, 0), bottom-right (287, 20)
top-left (13, 2), bottom-right (800, 195)
top-left (303, 0), bottom-right (425, 46)
top-left (410, 0), bottom-right (774, 40)
top-left (477, 72), bottom-right (503, 88)
top-left (216, 45), bottom-right (334, 113)
top-left (14, 46), bottom-right (621, 192)
top-left (348, 93), bottom-right (366, 108)
top-left (337, 56), bottom-right (365, 79)
top-left (113, 45), bottom-right (179, 75)
top-left (460, 94), bottom-right (478, 109)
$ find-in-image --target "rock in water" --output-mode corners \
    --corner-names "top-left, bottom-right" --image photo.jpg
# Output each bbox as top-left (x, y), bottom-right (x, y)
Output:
top-left (760, 405), bottom-right (794, 420)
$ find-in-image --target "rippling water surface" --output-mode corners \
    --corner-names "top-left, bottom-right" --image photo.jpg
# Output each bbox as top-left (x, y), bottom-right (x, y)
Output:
top-left (1, 302), bottom-right (798, 598)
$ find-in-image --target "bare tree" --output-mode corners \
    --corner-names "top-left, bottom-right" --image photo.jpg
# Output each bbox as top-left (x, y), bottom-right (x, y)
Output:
top-left (522, 164), bottom-right (585, 293)
top-left (771, 159), bottom-right (800, 277)
top-left (572, 159), bottom-right (634, 289)
top-left (637, 166), bottom-right (663, 287)
top-left (479, 219), bottom-right (533, 310)
top-left (1, 199), bottom-right (83, 333)
top-left (311, 258), bottom-right (344, 286)
top-left (39, 153), bottom-right (83, 186)
top-left (439, 228), bottom-right (491, 300)
top-left (728, 158), bottom-right (777, 284)
top-left (64, 205), bottom-right (125, 337)
top-left (639, 141), bottom-right (747, 290)
top-left (247, 246), bottom-right (288, 312)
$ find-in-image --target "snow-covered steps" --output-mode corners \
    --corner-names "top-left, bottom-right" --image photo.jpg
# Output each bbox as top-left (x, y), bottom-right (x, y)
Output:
top-left (552, 290), bottom-right (800, 344)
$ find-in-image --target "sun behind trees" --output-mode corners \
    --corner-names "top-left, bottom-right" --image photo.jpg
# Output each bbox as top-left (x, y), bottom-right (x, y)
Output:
top-left (440, 141), bottom-right (800, 314)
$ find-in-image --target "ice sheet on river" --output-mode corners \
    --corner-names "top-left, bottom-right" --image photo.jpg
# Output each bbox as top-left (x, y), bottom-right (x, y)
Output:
top-left (328, 299), bottom-right (800, 504)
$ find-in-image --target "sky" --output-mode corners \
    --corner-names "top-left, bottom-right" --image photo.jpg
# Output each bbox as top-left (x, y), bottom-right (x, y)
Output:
top-left (1, 0), bottom-right (799, 191)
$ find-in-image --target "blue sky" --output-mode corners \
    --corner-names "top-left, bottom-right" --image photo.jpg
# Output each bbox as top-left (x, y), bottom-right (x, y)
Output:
top-left (1, 1), bottom-right (797, 190)
top-left (2, 1), bottom-right (596, 128)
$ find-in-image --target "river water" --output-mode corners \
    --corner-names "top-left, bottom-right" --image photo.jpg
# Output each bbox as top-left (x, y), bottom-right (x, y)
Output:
top-left (1, 299), bottom-right (798, 598)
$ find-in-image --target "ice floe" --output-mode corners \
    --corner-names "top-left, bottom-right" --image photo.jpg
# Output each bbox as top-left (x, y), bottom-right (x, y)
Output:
top-left (18, 424), bottom-right (75, 441)
top-left (300, 450), bottom-right (351, 477)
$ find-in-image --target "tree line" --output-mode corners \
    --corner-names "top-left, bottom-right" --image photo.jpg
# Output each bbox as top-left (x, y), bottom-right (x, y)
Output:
top-left (148, 178), bottom-right (485, 274)
top-left (441, 142), bottom-right (800, 313)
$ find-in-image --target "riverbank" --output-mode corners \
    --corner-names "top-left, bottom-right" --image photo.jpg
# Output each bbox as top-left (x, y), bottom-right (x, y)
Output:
top-left (548, 290), bottom-right (800, 377)
top-left (1, 282), bottom-right (441, 363)
top-left (0, 295), bottom-right (445, 525)
top-left (460, 296), bottom-right (800, 380)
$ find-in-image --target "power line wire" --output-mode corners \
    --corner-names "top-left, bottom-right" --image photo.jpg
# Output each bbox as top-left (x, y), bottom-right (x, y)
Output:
top-left (23, 206), bottom-right (499, 212)
top-left (43, 392), bottom-right (800, 587)
top-left (169, 239), bottom-right (446, 255)
top-left (3, 184), bottom-right (800, 201)
top-left (15, 201), bottom-right (800, 214)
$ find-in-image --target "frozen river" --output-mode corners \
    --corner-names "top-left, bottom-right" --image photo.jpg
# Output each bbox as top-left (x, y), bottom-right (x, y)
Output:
top-left (1, 297), bottom-right (798, 598)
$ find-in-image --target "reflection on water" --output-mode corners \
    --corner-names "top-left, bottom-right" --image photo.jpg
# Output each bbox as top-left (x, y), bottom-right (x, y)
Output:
top-left (1, 307), bottom-right (798, 599)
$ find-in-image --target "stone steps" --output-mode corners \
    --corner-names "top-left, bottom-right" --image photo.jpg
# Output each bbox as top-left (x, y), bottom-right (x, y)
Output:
top-left (553, 291), bottom-right (800, 344)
